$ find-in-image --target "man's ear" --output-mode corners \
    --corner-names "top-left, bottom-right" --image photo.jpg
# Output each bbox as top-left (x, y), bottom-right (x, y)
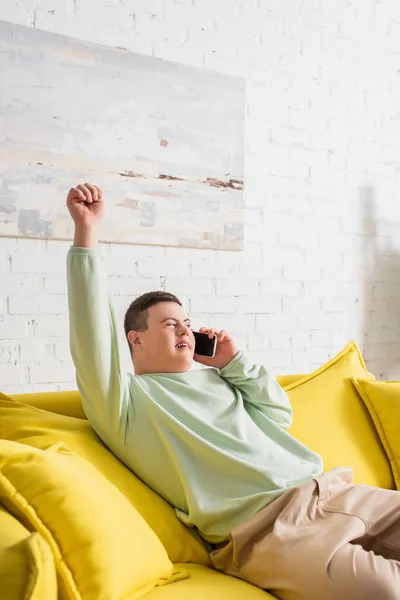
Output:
top-left (127, 330), bottom-right (142, 351)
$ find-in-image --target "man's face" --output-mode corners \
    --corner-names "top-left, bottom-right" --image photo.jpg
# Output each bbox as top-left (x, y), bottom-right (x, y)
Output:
top-left (129, 302), bottom-right (195, 375)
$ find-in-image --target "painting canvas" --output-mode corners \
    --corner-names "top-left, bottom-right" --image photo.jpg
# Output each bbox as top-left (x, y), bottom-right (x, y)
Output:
top-left (0, 21), bottom-right (245, 250)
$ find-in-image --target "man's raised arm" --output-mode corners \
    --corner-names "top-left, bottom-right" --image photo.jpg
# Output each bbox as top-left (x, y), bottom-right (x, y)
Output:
top-left (66, 183), bottom-right (130, 439)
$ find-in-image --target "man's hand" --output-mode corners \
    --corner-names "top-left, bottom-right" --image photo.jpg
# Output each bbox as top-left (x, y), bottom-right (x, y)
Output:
top-left (194, 327), bottom-right (239, 370)
top-left (66, 183), bottom-right (105, 248)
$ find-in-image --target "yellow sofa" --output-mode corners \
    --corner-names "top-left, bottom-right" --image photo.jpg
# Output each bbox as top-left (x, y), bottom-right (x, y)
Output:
top-left (0, 341), bottom-right (398, 600)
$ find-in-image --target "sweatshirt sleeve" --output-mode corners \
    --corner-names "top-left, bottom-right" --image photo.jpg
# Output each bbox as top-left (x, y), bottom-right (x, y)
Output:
top-left (219, 351), bottom-right (293, 430)
top-left (67, 246), bottom-right (131, 439)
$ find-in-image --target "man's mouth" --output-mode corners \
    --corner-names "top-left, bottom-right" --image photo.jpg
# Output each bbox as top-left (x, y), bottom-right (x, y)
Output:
top-left (175, 342), bottom-right (190, 349)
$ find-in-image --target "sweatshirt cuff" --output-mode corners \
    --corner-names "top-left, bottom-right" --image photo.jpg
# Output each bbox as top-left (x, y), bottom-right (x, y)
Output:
top-left (219, 350), bottom-right (245, 376)
top-left (68, 246), bottom-right (101, 257)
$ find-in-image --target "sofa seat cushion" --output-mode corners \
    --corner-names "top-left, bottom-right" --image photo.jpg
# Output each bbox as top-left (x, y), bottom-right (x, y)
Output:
top-left (144, 563), bottom-right (275, 599)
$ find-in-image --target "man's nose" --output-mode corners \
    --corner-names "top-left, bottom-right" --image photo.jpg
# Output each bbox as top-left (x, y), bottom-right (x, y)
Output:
top-left (177, 325), bottom-right (189, 336)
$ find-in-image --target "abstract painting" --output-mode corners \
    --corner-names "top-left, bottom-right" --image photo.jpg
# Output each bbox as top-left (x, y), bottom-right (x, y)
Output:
top-left (0, 21), bottom-right (245, 250)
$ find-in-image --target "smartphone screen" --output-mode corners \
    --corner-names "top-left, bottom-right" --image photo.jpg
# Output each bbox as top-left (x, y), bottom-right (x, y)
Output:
top-left (193, 332), bottom-right (217, 358)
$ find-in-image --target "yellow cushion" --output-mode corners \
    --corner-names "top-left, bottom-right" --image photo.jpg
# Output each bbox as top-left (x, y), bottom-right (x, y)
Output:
top-left (144, 563), bottom-right (273, 599)
top-left (0, 505), bottom-right (57, 600)
top-left (352, 378), bottom-right (400, 490)
top-left (277, 374), bottom-right (307, 388)
top-left (0, 393), bottom-right (210, 566)
top-left (0, 440), bottom-right (184, 600)
top-left (10, 390), bottom-right (86, 420)
top-left (286, 341), bottom-right (394, 489)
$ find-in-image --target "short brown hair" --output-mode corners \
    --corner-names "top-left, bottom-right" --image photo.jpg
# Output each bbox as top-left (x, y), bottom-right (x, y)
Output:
top-left (124, 291), bottom-right (182, 351)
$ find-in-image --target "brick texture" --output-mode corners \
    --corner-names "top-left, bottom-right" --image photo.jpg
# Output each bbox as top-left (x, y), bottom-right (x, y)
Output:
top-left (0, 0), bottom-right (399, 390)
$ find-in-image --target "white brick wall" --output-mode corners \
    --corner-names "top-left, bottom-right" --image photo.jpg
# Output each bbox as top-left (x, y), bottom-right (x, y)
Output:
top-left (1, 0), bottom-right (400, 392)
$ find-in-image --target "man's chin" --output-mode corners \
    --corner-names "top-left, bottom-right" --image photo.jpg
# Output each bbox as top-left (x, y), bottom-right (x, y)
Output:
top-left (172, 353), bottom-right (194, 373)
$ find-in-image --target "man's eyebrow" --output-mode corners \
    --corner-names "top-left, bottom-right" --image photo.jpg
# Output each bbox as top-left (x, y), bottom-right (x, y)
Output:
top-left (159, 317), bottom-right (191, 324)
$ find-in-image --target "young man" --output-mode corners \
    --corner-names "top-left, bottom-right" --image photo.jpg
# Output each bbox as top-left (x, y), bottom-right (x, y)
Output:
top-left (67, 183), bottom-right (400, 600)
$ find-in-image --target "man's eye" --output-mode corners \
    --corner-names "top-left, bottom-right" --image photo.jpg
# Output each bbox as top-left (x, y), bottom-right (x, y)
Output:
top-left (167, 322), bottom-right (176, 327)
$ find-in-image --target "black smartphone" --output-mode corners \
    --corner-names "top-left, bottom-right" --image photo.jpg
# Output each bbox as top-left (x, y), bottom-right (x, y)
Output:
top-left (193, 332), bottom-right (217, 358)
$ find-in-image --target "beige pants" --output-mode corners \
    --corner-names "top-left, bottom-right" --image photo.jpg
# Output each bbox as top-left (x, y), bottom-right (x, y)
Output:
top-left (210, 469), bottom-right (400, 600)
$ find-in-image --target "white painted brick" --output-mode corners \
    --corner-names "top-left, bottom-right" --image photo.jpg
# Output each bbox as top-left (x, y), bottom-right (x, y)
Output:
top-left (1, 0), bottom-right (400, 386)
top-left (290, 332), bottom-right (311, 349)
top-left (15, 238), bottom-right (47, 253)
top-left (8, 297), bottom-right (39, 316)
top-left (12, 253), bottom-right (63, 274)
top-left (241, 243), bottom-right (263, 263)
top-left (44, 277), bottom-right (67, 294)
top-left (236, 296), bottom-right (281, 314)
top-left (29, 363), bottom-right (73, 384)
top-left (108, 276), bottom-right (160, 295)
top-left (165, 278), bottom-right (213, 296)
top-left (44, 343), bottom-right (57, 360)
top-left (34, 10), bottom-right (96, 40)
top-left (153, 39), bottom-right (205, 70)
top-left (0, 343), bottom-right (19, 363)
top-left (0, 365), bottom-right (24, 386)
top-left (108, 243), bottom-right (165, 260)
top-left (37, 293), bottom-right (67, 315)
top-left (55, 341), bottom-right (72, 363)
top-left (104, 256), bottom-right (138, 277)
top-left (267, 213), bottom-right (304, 235)
top-left (283, 264), bottom-right (322, 283)
top-left (310, 330), bottom-right (332, 348)
top-left (190, 296), bottom-right (235, 314)
top-left (191, 260), bottom-right (237, 279)
top-left (0, 254), bottom-right (11, 276)
top-left (366, 327), bottom-right (400, 345)
top-left (268, 331), bottom-right (291, 350)
top-left (322, 297), bottom-right (349, 312)
top-left (256, 313), bottom-right (298, 334)
top-left (256, 349), bottom-right (293, 370)
top-left (165, 246), bottom-right (214, 260)
top-left (1, 274), bottom-right (42, 296)
top-left (268, 196), bottom-right (313, 215)
top-left (138, 259), bottom-right (190, 278)
top-left (31, 383), bottom-right (70, 392)
top-left (48, 240), bottom-right (73, 255)
top-left (247, 332), bottom-right (269, 352)
top-left (33, 316), bottom-right (68, 337)
top-left (8, 295), bottom-right (67, 315)
top-left (136, 13), bottom-right (187, 43)
top-left (20, 342), bottom-right (42, 362)
top-left (193, 315), bottom-right (255, 334)
top-left (282, 297), bottom-right (322, 317)
top-left (0, 317), bottom-right (28, 339)
top-left (0, 0), bottom-right (33, 25)
top-left (216, 279), bottom-right (261, 297)
top-left (0, 238), bottom-right (17, 253)
top-left (291, 147), bottom-right (329, 168)
top-left (108, 295), bottom-right (131, 316)
top-left (277, 230), bottom-right (320, 251)
top-left (133, 0), bottom-right (167, 18)
top-left (78, 3), bottom-right (132, 28)
top-left (263, 158), bottom-right (310, 181)
top-left (263, 281), bottom-right (302, 298)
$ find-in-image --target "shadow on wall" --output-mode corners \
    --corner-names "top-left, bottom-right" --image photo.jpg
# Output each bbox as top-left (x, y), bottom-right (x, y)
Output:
top-left (362, 187), bottom-right (400, 379)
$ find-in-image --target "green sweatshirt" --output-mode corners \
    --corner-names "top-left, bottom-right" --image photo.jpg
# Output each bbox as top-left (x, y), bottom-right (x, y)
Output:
top-left (67, 246), bottom-right (323, 543)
